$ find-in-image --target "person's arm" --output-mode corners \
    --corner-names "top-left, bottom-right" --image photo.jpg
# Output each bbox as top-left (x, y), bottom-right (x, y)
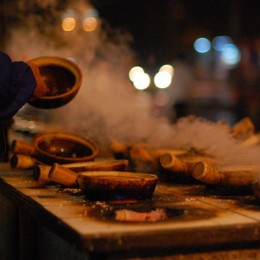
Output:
top-left (0, 51), bottom-right (47, 119)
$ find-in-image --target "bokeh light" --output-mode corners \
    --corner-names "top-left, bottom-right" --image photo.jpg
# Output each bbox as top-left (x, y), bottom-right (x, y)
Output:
top-left (82, 9), bottom-right (99, 32)
top-left (159, 64), bottom-right (174, 76)
top-left (133, 73), bottom-right (151, 90)
top-left (220, 43), bottom-right (241, 66)
top-left (61, 9), bottom-right (76, 32)
top-left (82, 17), bottom-right (98, 32)
top-left (212, 35), bottom-right (232, 51)
top-left (129, 66), bottom-right (150, 90)
top-left (129, 66), bottom-right (144, 81)
top-left (194, 37), bottom-right (211, 53)
top-left (154, 71), bottom-right (172, 89)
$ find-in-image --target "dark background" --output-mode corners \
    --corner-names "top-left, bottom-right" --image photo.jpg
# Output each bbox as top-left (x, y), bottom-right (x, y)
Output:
top-left (90, 0), bottom-right (260, 66)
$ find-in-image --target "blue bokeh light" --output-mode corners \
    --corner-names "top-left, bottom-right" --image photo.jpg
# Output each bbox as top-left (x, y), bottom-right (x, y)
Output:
top-left (212, 36), bottom-right (232, 51)
top-left (194, 37), bottom-right (211, 53)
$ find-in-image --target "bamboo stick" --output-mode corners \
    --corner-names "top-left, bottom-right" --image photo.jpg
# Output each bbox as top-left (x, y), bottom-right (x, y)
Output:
top-left (49, 163), bottom-right (78, 186)
top-left (11, 139), bottom-right (35, 155)
top-left (159, 152), bottom-right (192, 175)
top-left (10, 154), bottom-right (38, 169)
top-left (33, 165), bottom-right (52, 182)
top-left (61, 159), bottom-right (129, 172)
top-left (192, 161), bottom-right (257, 186)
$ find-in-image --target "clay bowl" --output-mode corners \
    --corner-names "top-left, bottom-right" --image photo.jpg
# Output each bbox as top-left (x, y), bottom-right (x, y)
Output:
top-left (33, 132), bottom-right (98, 165)
top-left (28, 56), bottom-right (82, 109)
top-left (77, 171), bottom-right (158, 201)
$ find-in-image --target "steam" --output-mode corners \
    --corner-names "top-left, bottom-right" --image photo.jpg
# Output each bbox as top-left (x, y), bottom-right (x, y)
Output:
top-left (5, 0), bottom-right (260, 168)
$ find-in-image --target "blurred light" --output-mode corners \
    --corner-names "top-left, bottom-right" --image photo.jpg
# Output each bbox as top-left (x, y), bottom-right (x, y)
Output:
top-left (67, 57), bottom-right (76, 62)
top-left (62, 17), bottom-right (76, 32)
top-left (129, 66), bottom-right (144, 82)
top-left (129, 66), bottom-right (151, 90)
top-left (82, 8), bottom-right (99, 32)
top-left (159, 64), bottom-right (174, 77)
top-left (62, 9), bottom-right (76, 32)
top-left (220, 43), bottom-right (241, 66)
top-left (133, 72), bottom-right (151, 90)
top-left (154, 71), bottom-right (172, 89)
top-left (194, 37), bottom-right (211, 53)
top-left (212, 35), bottom-right (232, 51)
top-left (82, 17), bottom-right (98, 31)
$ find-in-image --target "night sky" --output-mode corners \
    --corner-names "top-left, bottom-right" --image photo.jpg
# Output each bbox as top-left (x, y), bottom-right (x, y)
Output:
top-left (90, 0), bottom-right (260, 66)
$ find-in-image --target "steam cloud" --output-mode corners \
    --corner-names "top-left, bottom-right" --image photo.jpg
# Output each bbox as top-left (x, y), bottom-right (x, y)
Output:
top-left (5, 0), bottom-right (260, 169)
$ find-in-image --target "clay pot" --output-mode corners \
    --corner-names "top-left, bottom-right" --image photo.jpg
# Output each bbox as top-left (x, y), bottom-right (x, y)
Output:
top-left (77, 171), bottom-right (158, 201)
top-left (28, 56), bottom-right (82, 109)
top-left (12, 132), bottom-right (98, 165)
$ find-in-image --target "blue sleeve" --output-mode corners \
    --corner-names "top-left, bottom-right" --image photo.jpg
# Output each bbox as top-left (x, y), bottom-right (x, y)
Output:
top-left (0, 51), bottom-right (36, 119)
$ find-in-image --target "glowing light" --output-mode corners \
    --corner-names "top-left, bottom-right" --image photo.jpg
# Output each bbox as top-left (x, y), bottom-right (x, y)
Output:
top-left (62, 9), bottom-right (76, 32)
top-left (212, 35), bottom-right (232, 51)
top-left (82, 8), bottom-right (99, 32)
top-left (132, 72), bottom-right (151, 90)
top-left (159, 64), bottom-right (174, 77)
top-left (129, 66), bottom-right (144, 82)
top-left (82, 17), bottom-right (98, 31)
top-left (62, 17), bottom-right (76, 31)
top-left (194, 37), bottom-right (211, 53)
top-left (154, 71), bottom-right (172, 89)
top-left (220, 43), bottom-right (241, 66)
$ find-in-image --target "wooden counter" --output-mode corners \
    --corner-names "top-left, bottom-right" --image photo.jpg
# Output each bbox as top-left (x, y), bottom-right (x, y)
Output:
top-left (1, 163), bottom-right (260, 259)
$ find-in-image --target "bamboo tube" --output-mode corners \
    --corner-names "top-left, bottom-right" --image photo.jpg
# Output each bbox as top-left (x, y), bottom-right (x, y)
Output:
top-left (148, 148), bottom-right (188, 160)
top-left (49, 163), bottom-right (78, 186)
top-left (129, 146), bottom-right (159, 172)
top-left (231, 117), bottom-right (255, 140)
top-left (11, 139), bottom-right (35, 155)
top-left (159, 152), bottom-right (192, 175)
top-left (159, 151), bottom-right (216, 175)
top-left (129, 146), bottom-right (156, 163)
top-left (10, 154), bottom-right (38, 169)
top-left (33, 165), bottom-right (52, 182)
top-left (61, 159), bottom-right (129, 172)
top-left (39, 160), bottom-right (129, 186)
top-left (110, 140), bottom-right (130, 159)
top-left (218, 165), bottom-right (257, 186)
top-left (192, 161), bottom-right (222, 184)
top-left (192, 162), bottom-right (257, 186)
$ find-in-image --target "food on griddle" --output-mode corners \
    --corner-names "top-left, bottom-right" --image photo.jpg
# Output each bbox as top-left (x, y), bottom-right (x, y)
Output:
top-left (115, 208), bottom-right (167, 222)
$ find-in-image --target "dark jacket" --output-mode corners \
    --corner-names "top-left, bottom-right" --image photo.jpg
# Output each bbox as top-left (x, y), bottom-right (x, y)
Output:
top-left (0, 51), bottom-right (36, 119)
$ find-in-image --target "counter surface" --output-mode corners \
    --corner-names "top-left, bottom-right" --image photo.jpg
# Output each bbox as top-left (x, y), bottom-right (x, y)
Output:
top-left (1, 163), bottom-right (260, 258)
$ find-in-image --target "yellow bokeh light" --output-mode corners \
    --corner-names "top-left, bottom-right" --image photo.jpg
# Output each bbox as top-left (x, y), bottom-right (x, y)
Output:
top-left (154, 71), bottom-right (172, 89)
top-left (159, 64), bottom-right (174, 76)
top-left (133, 72), bottom-right (151, 90)
top-left (82, 17), bottom-right (98, 32)
top-left (129, 66), bottom-right (144, 82)
top-left (62, 17), bottom-right (76, 32)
